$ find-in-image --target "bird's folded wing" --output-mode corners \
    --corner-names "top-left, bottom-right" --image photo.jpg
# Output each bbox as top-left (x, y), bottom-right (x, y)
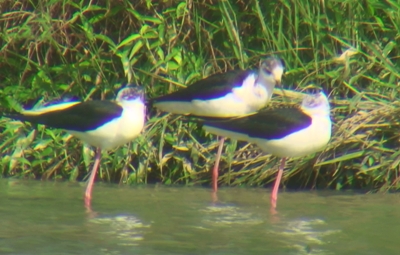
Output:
top-left (4, 100), bottom-right (123, 132)
top-left (203, 106), bottom-right (312, 140)
top-left (153, 70), bottom-right (251, 102)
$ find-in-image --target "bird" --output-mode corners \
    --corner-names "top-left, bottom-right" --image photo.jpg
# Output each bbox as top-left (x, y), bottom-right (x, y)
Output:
top-left (200, 91), bottom-right (332, 209)
top-left (2, 86), bottom-right (146, 209)
top-left (152, 56), bottom-right (285, 193)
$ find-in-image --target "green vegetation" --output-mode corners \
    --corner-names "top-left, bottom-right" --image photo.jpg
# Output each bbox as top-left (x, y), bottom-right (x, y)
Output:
top-left (1, 0), bottom-right (400, 192)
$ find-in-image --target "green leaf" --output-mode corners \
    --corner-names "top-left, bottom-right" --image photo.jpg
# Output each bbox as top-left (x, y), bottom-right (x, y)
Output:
top-left (95, 34), bottom-right (116, 48)
top-left (117, 34), bottom-right (141, 49)
top-left (129, 40), bottom-right (144, 60)
top-left (316, 151), bottom-right (365, 166)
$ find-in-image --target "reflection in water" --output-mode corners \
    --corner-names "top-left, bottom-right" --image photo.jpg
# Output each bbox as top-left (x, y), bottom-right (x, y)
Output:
top-left (272, 218), bottom-right (340, 255)
top-left (201, 203), bottom-right (264, 226)
top-left (89, 214), bottom-right (151, 246)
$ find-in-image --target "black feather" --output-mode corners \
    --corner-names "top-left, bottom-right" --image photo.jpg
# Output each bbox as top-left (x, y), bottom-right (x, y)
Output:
top-left (203, 106), bottom-right (312, 140)
top-left (4, 101), bottom-right (123, 132)
top-left (152, 69), bottom-right (254, 103)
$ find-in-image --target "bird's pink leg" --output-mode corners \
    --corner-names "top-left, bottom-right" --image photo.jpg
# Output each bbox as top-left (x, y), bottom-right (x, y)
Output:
top-left (270, 157), bottom-right (286, 209)
top-left (85, 147), bottom-right (101, 210)
top-left (212, 137), bottom-right (225, 194)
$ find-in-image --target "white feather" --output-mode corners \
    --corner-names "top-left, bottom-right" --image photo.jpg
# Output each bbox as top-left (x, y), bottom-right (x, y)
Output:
top-left (155, 74), bottom-right (271, 117)
top-left (253, 116), bottom-right (331, 157)
top-left (204, 92), bottom-right (331, 158)
top-left (67, 98), bottom-right (145, 150)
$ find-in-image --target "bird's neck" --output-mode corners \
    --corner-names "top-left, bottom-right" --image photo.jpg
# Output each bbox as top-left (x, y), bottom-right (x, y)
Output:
top-left (255, 75), bottom-right (275, 101)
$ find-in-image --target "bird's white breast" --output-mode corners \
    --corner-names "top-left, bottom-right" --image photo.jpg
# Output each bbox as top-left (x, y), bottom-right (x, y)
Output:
top-left (253, 116), bottom-right (331, 157)
top-left (67, 100), bottom-right (146, 150)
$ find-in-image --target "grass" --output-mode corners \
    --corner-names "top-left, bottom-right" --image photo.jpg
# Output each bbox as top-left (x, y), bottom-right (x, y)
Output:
top-left (1, 0), bottom-right (400, 192)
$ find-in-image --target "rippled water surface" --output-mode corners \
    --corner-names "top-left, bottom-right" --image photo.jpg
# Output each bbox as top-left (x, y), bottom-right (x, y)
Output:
top-left (0, 179), bottom-right (399, 255)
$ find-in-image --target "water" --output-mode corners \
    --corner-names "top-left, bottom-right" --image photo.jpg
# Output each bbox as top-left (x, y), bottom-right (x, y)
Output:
top-left (0, 179), bottom-right (399, 254)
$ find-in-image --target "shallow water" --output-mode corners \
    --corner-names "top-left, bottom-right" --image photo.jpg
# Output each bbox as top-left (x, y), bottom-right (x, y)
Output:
top-left (0, 180), bottom-right (399, 255)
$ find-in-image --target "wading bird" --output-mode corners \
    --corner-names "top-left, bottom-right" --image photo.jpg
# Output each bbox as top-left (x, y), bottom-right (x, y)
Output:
top-left (3, 86), bottom-right (146, 209)
top-left (201, 91), bottom-right (332, 209)
top-left (152, 57), bottom-right (284, 193)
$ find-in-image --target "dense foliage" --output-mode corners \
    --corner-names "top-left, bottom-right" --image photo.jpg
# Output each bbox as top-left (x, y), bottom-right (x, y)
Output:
top-left (1, 0), bottom-right (400, 191)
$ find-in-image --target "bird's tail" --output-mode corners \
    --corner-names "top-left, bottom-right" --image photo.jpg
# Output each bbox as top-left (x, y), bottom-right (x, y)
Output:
top-left (2, 111), bottom-right (38, 124)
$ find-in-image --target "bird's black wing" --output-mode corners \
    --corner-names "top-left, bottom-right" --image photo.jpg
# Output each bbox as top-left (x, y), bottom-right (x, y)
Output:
top-left (4, 100), bottom-right (123, 132)
top-left (203, 106), bottom-right (312, 140)
top-left (153, 69), bottom-right (253, 102)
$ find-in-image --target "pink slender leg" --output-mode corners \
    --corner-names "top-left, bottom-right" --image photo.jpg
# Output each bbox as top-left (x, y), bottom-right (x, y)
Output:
top-left (85, 147), bottom-right (102, 209)
top-left (270, 157), bottom-right (286, 209)
top-left (212, 137), bottom-right (225, 193)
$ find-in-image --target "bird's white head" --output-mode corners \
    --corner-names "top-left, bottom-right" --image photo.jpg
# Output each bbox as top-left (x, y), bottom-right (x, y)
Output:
top-left (301, 91), bottom-right (330, 117)
top-left (116, 86), bottom-right (145, 103)
top-left (258, 56), bottom-right (285, 87)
